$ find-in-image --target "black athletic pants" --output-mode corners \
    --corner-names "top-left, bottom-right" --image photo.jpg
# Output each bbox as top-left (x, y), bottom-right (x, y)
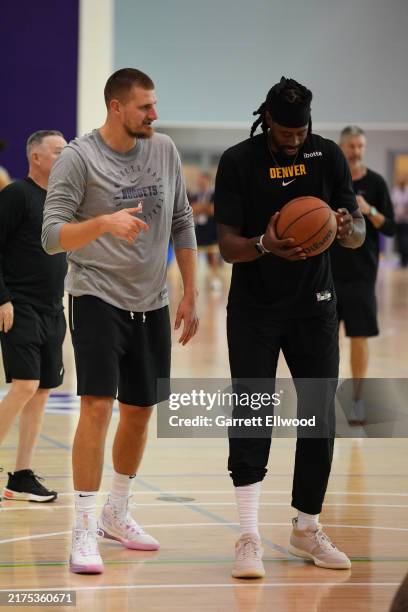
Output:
top-left (396, 222), bottom-right (408, 267)
top-left (227, 306), bottom-right (339, 515)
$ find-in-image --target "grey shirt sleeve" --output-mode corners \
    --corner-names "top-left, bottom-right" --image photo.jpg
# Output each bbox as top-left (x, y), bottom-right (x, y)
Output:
top-left (170, 144), bottom-right (197, 250)
top-left (42, 146), bottom-right (87, 254)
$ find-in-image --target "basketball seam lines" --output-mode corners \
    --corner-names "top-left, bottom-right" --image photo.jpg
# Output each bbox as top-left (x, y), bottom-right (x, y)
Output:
top-left (279, 207), bottom-right (328, 238)
top-left (278, 196), bottom-right (321, 211)
top-left (298, 213), bottom-right (335, 247)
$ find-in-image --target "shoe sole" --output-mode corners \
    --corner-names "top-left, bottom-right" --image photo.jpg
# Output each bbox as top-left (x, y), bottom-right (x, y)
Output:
top-left (69, 557), bottom-right (104, 574)
top-left (231, 568), bottom-right (265, 579)
top-left (288, 544), bottom-right (351, 569)
top-left (98, 526), bottom-right (160, 551)
top-left (2, 488), bottom-right (57, 503)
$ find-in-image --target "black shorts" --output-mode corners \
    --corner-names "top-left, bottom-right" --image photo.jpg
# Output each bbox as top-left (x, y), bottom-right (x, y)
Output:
top-left (69, 295), bottom-right (171, 407)
top-left (0, 303), bottom-right (66, 388)
top-left (335, 281), bottom-right (379, 337)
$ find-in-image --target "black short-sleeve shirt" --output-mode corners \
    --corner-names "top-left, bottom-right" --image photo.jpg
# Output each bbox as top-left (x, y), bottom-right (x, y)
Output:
top-left (0, 178), bottom-right (67, 312)
top-left (214, 132), bottom-right (358, 318)
top-left (330, 169), bottom-right (395, 284)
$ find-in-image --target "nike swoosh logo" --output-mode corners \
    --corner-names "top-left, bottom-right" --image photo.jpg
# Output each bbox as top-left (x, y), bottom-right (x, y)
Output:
top-left (282, 179), bottom-right (296, 187)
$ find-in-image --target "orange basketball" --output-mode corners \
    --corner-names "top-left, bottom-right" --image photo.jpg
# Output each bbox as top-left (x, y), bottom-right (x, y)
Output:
top-left (276, 196), bottom-right (337, 257)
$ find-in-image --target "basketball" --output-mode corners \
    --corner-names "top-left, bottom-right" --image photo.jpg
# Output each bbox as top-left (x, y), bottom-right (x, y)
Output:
top-left (276, 196), bottom-right (337, 257)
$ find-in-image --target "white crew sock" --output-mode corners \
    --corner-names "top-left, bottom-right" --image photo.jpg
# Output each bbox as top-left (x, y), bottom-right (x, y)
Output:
top-left (235, 482), bottom-right (262, 537)
top-left (297, 510), bottom-right (320, 530)
top-left (74, 491), bottom-right (97, 530)
top-left (107, 470), bottom-right (135, 516)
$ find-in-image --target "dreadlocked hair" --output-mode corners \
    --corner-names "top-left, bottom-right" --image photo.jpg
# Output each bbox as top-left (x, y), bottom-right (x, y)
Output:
top-left (250, 76), bottom-right (313, 138)
top-left (250, 101), bottom-right (268, 138)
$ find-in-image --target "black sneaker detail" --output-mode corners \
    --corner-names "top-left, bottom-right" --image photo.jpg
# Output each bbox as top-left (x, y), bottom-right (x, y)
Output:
top-left (5, 470), bottom-right (58, 502)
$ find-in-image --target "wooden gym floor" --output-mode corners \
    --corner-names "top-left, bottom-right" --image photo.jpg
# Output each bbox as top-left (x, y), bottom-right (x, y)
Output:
top-left (0, 261), bottom-right (407, 611)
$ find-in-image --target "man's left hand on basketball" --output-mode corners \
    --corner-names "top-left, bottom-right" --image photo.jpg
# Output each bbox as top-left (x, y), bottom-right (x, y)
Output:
top-left (263, 212), bottom-right (307, 260)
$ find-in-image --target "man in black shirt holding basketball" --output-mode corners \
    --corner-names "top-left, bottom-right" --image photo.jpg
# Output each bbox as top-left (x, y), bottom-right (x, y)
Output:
top-left (215, 77), bottom-right (365, 578)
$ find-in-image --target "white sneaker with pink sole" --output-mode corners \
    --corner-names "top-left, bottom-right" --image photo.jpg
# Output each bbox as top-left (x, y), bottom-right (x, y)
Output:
top-left (98, 497), bottom-right (160, 551)
top-left (70, 524), bottom-right (104, 574)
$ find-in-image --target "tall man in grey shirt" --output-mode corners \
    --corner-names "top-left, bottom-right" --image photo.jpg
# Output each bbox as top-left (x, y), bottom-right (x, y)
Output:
top-left (42, 68), bottom-right (198, 574)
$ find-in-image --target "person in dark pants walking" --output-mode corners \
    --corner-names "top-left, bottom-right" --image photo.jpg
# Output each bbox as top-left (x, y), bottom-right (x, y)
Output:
top-left (215, 77), bottom-right (365, 578)
top-left (392, 175), bottom-right (408, 267)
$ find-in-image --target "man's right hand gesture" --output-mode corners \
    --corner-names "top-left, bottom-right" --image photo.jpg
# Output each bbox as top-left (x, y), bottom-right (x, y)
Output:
top-left (262, 212), bottom-right (306, 261)
top-left (104, 204), bottom-right (149, 244)
top-left (0, 301), bottom-right (14, 333)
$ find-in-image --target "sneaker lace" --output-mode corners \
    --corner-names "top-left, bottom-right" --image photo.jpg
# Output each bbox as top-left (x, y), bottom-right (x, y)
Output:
top-left (108, 496), bottom-right (145, 535)
top-left (237, 536), bottom-right (261, 560)
top-left (314, 528), bottom-right (338, 551)
top-left (74, 528), bottom-right (103, 557)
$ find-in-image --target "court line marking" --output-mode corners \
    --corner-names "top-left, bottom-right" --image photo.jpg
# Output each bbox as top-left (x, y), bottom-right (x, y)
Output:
top-left (0, 531), bottom-right (70, 544)
top-left (100, 473), bottom-right (408, 478)
top-left (0, 583), bottom-right (400, 592)
top-left (36, 431), bottom-right (291, 555)
top-left (27, 431), bottom-right (406, 558)
top-left (25, 473), bottom-right (408, 479)
top-left (2, 501), bottom-right (408, 511)
top-left (53, 490), bottom-right (408, 497)
top-left (1, 522), bottom-right (408, 545)
top-left (1, 557), bottom-right (407, 569)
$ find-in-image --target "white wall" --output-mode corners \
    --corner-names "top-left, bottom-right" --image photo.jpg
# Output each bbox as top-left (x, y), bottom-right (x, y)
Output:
top-left (77, 0), bottom-right (113, 135)
top-left (114, 0), bottom-right (408, 126)
top-left (77, 0), bottom-right (408, 186)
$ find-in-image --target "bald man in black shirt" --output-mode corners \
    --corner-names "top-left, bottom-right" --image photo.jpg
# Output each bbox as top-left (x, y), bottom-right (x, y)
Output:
top-left (0, 130), bottom-right (67, 503)
top-left (330, 126), bottom-right (395, 425)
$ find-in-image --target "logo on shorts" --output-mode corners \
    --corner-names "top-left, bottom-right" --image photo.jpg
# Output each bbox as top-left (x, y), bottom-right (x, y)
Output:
top-left (316, 290), bottom-right (332, 302)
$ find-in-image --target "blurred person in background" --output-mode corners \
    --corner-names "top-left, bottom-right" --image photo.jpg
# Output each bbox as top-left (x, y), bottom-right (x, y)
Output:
top-left (392, 175), bottom-right (408, 267)
top-left (0, 139), bottom-right (11, 190)
top-left (190, 171), bottom-right (223, 291)
top-left (0, 130), bottom-right (67, 502)
top-left (330, 125), bottom-right (395, 424)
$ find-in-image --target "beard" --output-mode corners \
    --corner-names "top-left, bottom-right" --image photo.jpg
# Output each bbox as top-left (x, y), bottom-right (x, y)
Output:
top-left (268, 132), bottom-right (301, 160)
top-left (124, 123), bottom-right (154, 139)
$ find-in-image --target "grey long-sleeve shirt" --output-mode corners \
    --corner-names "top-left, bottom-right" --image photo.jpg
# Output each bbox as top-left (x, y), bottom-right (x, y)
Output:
top-left (42, 130), bottom-right (196, 312)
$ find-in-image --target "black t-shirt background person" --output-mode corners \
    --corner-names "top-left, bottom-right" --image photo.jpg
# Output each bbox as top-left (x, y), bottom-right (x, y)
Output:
top-left (330, 126), bottom-right (395, 425)
top-left (215, 77), bottom-right (365, 579)
top-left (0, 130), bottom-right (67, 503)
